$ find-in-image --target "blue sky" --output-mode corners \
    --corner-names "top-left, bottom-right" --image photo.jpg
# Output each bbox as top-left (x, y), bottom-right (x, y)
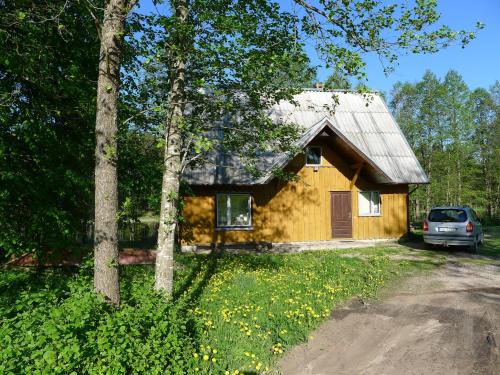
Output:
top-left (137, 0), bottom-right (499, 94)
top-left (291, 0), bottom-right (500, 94)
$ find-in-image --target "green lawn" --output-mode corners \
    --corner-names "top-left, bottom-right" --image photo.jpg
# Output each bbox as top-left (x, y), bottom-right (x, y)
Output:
top-left (0, 251), bottom-right (425, 374)
top-left (481, 226), bottom-right (500, 258)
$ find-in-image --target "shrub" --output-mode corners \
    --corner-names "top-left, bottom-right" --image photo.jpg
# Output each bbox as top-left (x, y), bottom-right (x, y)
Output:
top-left (0, 267), bottom-right (195, 374)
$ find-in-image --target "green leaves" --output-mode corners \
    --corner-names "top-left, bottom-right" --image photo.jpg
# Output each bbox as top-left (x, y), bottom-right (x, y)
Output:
top-left (0, 266), bottom-right (195, 374)
top-left (0, 0), bottom-right (100, 256)
top-left (390, 71), bottom-right (500, 222)
top-left (16, 11), bottom-right (26, 20)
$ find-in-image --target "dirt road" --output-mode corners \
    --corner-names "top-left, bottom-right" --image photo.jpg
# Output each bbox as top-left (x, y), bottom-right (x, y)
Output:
top-left (280, 262), bottom-right (500, 375)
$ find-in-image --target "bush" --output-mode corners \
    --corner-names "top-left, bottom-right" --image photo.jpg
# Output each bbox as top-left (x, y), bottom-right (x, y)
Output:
top-left (0, 267), bottom-right (195, 374)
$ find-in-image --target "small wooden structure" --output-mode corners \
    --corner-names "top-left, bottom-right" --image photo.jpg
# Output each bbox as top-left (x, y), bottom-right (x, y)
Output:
top-left (181, 90), bottom-right (427, 248)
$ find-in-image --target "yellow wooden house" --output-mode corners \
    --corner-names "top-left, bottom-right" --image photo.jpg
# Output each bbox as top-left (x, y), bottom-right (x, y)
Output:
top-left (181, 90), bottom-right (428, 249)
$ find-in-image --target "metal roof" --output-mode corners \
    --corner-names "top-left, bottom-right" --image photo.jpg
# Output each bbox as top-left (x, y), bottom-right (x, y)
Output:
top-left (183, 90), bottom-right (428, 185)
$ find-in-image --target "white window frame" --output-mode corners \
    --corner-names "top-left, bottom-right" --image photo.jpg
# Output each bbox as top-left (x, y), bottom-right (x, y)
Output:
top-left (305, 146), bottom-right (322, 166)
top-left (358, 191), bottom-right (381, 217)
top-left (216, 193), bottom-right (253, 230)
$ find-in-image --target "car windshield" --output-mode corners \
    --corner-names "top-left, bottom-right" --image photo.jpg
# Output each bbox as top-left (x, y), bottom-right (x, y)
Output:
top-left (428, 209), bottom-right (467, 223)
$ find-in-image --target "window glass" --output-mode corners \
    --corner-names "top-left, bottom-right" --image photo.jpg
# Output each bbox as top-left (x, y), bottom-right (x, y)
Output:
top-left (231, 195), bottom-right (251, 226)
top-left (359, 192), bottom-right (371, 215)
top-left (428, 209), bottom-right (467, 223)
top-left (216, 194), bottom-right (252, 227)
top-left (372, 192), bottom-right (380, 214)
top-left (358, 191), bottom-right (381, 216)
top-left (216, 194), bottom-right (229, 227)
top-left (305, 146), bottom-right (321, 165)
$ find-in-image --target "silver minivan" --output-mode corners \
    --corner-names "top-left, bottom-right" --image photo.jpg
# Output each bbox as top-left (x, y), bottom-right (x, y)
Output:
top-left (423, 206), bottom-right (484, 252)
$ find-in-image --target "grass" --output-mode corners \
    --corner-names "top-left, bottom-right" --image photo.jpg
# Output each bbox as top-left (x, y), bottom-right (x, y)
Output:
top-left (176, 252), bottom-right (419, 374)
top-left (358, 225), bottom-right (500, 266)
top-left (481, 226), bottom-right (500, 258)
top-left (0, 250), bottom-right (426, 374)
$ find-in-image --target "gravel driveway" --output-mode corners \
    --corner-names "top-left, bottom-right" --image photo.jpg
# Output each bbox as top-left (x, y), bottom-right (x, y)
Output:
top-left (279, 262), bottom-right (500, 375)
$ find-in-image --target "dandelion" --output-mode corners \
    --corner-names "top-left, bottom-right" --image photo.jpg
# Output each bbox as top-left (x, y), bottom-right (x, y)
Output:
top-left (203, 355), bottom-right (209, 361)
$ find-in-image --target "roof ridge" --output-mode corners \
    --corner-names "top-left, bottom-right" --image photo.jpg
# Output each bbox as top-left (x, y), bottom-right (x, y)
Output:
top-left (300, 88), bottom-right (382, 94)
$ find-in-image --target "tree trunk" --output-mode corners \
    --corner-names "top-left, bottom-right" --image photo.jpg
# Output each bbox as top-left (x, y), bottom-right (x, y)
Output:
top-left (154, 0), bottom-right (188, 295)
top-left (415, 197), bottom-right (420, 222)
top-left (425, 158), bottom-right (432, 214)
top-left (484, 164), bottom-right (493, 220)
top-left (457, 156), bottom-right (462, 205)
top-left (446, 164), bottom-right (450, 205)
top-left (94, 0), bottom-right (129, 305)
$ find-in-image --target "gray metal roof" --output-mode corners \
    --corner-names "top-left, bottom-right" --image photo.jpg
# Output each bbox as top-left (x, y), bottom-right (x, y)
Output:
top-left (183, 90), bottom-right (428, 185)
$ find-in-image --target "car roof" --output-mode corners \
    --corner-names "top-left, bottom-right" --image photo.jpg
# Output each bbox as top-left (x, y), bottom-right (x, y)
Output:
top-left (430, 206), bottom-right (471, 210)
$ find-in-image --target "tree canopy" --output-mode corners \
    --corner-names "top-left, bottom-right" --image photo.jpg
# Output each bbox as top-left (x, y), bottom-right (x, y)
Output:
top-left (391, 71), bottom-right (500, 223)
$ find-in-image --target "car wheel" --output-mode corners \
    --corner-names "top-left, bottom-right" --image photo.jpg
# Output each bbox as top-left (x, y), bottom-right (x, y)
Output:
top-left (424, 242), bottom-right (434, 250)
top-left (469, 238), bottom-right (478, 253)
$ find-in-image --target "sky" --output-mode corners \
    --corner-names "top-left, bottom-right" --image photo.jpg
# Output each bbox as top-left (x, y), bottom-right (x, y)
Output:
top-left (138, 0), bottom-right (500, 94)
top-left (289, 0), bottom-right (500, 94)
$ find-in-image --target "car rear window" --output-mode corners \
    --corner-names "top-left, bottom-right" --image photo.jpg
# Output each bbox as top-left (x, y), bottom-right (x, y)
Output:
top-left (428, 209), bottom-right (468, 223)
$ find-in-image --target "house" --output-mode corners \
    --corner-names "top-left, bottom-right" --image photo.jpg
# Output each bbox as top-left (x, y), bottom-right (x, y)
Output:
top-left (181, 90), bottom-right (428, 249)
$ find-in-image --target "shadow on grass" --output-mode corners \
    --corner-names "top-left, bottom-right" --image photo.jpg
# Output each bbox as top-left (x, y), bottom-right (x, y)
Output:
top-left (0, 266), bottom-right (78, 317)
top-left (174, 251), bottom-right (222, 303)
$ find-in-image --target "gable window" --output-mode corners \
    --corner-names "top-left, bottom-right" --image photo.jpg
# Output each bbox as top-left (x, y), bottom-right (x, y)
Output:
top-left (305, 146), bottom-right (321, 166)
top-left (216, 193), bottom-right (252, 228)
top-left (358, 191), bottom-right (381, 216)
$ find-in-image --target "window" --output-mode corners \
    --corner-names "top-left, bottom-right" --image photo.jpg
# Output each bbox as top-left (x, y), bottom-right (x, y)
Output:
top-left (305, 146), bottom-right (321, 166)
top-left (358, 191), bottom-right (381, 216)
top-left (428, 209), bottom-right (467, 223)
top-left (216, 193), bottom-right (252, 228)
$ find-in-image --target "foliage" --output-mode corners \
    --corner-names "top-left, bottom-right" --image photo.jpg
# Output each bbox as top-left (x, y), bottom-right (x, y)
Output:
top-left (293, 0), bottom-right (482, 81)
top-left (391, 71), bottom-right (500, 223)
top-left (0, 0), bottom-right (100, 257)
top-left (134, 0), bottom-right (482, 181)
top-left (324, 71), bottom-right (352, 90)
top-left (0, 265), bottom-right (195, 374)
top-left (0, 251), bottom-right (411, 373)
top-left (0, 1), bottom-right (160, 255)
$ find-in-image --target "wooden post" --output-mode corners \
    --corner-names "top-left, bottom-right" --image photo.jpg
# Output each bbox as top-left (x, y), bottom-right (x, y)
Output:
top-left (350, 163), bottom-right (364, 190)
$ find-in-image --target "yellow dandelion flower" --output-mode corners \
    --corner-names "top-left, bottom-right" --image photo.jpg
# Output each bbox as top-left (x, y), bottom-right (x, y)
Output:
top-left (203, 355), bottom-right (209, 361)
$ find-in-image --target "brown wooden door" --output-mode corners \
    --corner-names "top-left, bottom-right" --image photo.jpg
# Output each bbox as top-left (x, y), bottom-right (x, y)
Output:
top-left (330, 192), bottom-right (352, 238)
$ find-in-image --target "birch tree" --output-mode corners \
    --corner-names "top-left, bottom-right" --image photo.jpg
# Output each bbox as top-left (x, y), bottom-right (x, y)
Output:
top-left (153, 0), bottom-right (481, 294)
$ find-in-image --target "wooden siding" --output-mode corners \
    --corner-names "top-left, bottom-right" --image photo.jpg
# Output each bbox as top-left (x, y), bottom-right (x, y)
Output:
top-left (181, 140), bottom-right (409, 244)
